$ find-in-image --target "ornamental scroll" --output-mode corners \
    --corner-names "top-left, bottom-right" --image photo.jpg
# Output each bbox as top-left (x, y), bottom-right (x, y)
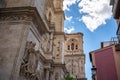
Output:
top-left (20, 41), bottom-right (38, 80)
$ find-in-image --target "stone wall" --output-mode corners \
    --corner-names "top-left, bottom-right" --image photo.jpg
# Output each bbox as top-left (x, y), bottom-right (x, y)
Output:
top-left (0, 22), bottom-right (29, 80)
top-left (0, 0), bottom-right (6, 8)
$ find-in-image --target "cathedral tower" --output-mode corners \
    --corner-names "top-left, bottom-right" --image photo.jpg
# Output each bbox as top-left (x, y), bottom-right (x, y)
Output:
top-left (64, 33), bottom-right (86, 80)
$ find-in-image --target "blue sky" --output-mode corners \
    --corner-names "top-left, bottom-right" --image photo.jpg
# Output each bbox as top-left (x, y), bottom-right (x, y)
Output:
top-left (63, 0), bottom-right (118, 80)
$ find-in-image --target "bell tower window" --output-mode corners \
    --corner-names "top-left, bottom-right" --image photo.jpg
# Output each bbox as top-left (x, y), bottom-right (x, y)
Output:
top-left (68, 45), bottom-right (70, 50)
top-left (67, 39), bottom-right (78, 51)
top-left (76, 45), bottom-right (78, 50)
top-left (71, 43), bottom-right (74, 50)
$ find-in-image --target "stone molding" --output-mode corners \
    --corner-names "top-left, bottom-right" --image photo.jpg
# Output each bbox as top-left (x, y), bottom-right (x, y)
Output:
top-left (0, 14), bottom-right (32, 21)
top-left (54, 32), bottom-right (65, 35)
top-left (65, 32), bottom-right (84, 36)
top-left (64, 54), bottom-right (85, 57)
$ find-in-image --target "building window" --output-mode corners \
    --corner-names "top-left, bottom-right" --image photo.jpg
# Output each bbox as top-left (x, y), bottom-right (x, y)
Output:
top-left (68, 45), bottom-right (70, 50)
top-left (71, 43), bottom-right (74, 50)
top-left (67, 39), bottom-right (78, 51)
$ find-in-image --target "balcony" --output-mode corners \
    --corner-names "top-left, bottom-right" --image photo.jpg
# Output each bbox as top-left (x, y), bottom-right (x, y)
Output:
top-left (116, 35), bottom-right (120, 51)
top-left (115, 43), bottom-right (120, 51)
top-left (111, 36), bottom-right (120, 51)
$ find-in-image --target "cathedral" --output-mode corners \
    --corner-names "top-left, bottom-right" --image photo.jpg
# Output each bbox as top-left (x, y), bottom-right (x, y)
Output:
top-left (0, 0), bottom-right (86, 80)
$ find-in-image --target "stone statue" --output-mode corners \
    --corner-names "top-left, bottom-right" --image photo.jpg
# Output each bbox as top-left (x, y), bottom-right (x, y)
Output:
top-left (20, 41), bottom-right (38, 80)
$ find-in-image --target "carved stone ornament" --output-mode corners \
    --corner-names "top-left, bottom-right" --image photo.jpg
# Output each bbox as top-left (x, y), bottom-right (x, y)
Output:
top-left (0, 7), bottom-right (48, 35)
top-left (41, 33), bottom-right (53, 53)
top-left (0, 14), bottom-right (32, 21)
top-left (20, 41), bottom-right (38, 80)
top-left (54, 41), bottom-right (63, 58)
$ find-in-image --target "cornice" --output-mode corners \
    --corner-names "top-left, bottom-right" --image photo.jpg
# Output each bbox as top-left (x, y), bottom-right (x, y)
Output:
top-left (65, 53), bottom-right (85, 57)
top-left (54, 32), bottom-right (65, 35)
top-left (65, 32), bottom-right (84, 36)
top-left (0, 7), bottom-right (49, 34)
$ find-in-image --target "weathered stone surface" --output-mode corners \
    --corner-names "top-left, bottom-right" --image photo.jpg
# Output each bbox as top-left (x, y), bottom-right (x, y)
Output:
top-left (0, 22), bottom-right (29, 80)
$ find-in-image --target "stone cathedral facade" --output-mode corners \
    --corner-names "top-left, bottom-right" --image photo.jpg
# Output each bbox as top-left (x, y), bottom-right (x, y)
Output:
top-left (64, 33), bottom-right (86, 80)
top-left (0, 0), bottom-right (86, 80)
top-left (0, 0), bottom-right (66, 80)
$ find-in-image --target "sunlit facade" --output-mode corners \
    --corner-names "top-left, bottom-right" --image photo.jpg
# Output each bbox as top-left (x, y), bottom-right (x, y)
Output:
top-left (64, 33), bottom-right (87, 80)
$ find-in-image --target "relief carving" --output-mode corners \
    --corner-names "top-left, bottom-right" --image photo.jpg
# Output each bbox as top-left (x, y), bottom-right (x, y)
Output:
top-left (54, 41), bottom-right (63, 58)
top-left (41, 33), bottom-right (53, 53)
top-left (20, 41), bottom-right (38, 80)
top-left (0, 14), bottom-right (32, 21)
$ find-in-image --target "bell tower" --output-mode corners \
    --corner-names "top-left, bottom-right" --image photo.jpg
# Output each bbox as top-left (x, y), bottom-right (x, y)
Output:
top-left (64, 33), bottom-right (86, 80)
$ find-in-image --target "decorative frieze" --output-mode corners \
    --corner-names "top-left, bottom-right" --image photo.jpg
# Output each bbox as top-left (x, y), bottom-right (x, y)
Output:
top-left (0, 14), bottom-right (32, 21)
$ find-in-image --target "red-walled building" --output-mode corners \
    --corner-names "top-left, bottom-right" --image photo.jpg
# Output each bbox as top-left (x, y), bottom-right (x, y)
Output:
top-left (90, 1), bottom-right (120, 80)
top-left (90, 45), bottom-right (120, 80)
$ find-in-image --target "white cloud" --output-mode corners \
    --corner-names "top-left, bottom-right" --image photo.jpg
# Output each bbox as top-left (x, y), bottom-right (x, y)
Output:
top-left (64, 27), bottom-right (75, 33)
top-left (78, 0), bottom-right (112, 32)
top-left (63, 0), bottom-right (78, 11)
top-left (65, 16), bottom-right (73, 21)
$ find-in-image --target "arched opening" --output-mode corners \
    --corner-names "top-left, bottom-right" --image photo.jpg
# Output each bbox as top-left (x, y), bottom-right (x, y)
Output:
top-left (67, 39), bottom-right (78, 51)
top-left (68, 45), bottom-right (70, 50)
top-left (76, 45), bottom-right (78, 50)
top-left (71, 43), bottom-right (74, 50)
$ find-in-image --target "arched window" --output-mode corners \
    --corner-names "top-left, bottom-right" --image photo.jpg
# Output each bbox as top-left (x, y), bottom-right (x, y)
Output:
top-left (67, 39), bottom-right (78, 51)
top-left (71, 43), bottom-right (74, 50)
top-left (68, 45), bottom-right (70, 50)
top-left (76, 45), bottom-right (78, 50)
